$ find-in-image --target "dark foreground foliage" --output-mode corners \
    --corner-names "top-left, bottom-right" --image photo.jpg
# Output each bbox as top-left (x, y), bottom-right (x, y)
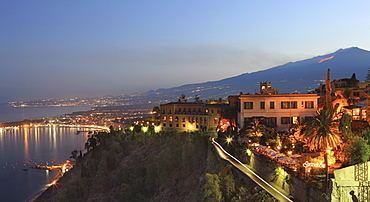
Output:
top-left (36, 128), bottom-right (278, 202)
top-left (36, 129), bottom-right (208, 202)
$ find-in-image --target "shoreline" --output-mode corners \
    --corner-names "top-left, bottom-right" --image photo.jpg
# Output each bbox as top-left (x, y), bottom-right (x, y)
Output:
top-left (26, 185), bottom-right (51, 202)
top-left (0, 124), bottom-right (106, 202)
top-left (0, 105), bottom-right (93, 125)
top-left (0, 123), bottom-right (110, 130)
top-left (26, 166), bottom-right (65, 202)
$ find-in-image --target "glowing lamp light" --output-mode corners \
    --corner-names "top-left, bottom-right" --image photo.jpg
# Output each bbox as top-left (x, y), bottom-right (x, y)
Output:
top-left (226, 137), bottom-right (233, 144)
top-left (142, 126), bottom-right (148, 133)
top-left (154, 126), bottom-right (160, 132)
top-left (129, 126), bottom-right (134, 131)
top-left (246, 149), bottom-right (252, 156)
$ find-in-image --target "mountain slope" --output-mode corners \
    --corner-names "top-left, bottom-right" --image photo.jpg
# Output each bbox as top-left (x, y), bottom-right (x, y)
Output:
top-left (146, 47), bottom-right (370, 102)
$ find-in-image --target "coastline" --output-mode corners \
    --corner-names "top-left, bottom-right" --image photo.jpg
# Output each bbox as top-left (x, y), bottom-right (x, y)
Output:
top-left (26, 185), bottom-right (51, 202)
top-left (0, 123), bottom-right (106, 202)
top-left (0, 105), bottom-right (92, 124)
top-left (26, 166), bottom-right (65, 202)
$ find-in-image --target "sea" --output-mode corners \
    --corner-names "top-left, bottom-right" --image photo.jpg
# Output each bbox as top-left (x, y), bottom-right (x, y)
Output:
top-left (0, 105), bottom-right (93, 202)
top-left (0, 104), bottom-right (92, 124)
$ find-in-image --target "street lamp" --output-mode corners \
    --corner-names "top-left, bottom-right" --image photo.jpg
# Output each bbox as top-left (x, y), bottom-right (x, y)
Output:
top-left (226, 137), bottom-right (233, 144)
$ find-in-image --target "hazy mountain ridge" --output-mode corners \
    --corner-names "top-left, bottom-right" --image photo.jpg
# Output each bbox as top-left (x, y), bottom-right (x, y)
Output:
top-left (146, 47), bottom-right (370, 102)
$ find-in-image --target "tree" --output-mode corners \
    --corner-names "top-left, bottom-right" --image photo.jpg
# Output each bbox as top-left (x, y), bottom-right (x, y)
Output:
top-left (246, 120), bottom-right (268, 143)
top-left (231, 187), bottom-right (252, 202)
top-left (303, 109), bottom-right (342, 151)
top-left (221, 106), bottom-right (238, 132)
top-left (70, 150), bottom-right (78, 159)
top-left (194, 95), bottom-right (200, 102)
top-left (340, 113), bottom-right (354, 140)
top-left (324, 69), bottom-right (332, 110)
top-left (204, 173), bottom-right (222, 202)
top-left (304, 109), bottom-right (342, 184)
top-left (345, 136), bottom-right (370, 165)
top-left (85, 135), bottom-right (98, 151)
top-left (366, 67), bottom-right (370, 81)
top-left (219, 164), bottom-right (236, 201)
top-left (362, 129), bottom-right (370, 145)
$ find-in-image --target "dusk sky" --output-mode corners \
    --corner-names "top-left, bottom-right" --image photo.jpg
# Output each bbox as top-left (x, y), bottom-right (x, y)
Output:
top-left (1, 1), bottom-right (370, 103)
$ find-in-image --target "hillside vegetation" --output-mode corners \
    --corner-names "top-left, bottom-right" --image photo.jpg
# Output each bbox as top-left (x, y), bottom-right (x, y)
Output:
top-left (35, 128), bottom-right (276, 202)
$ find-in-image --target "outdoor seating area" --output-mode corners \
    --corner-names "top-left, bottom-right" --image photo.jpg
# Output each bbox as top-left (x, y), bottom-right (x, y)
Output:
top-left (254, 144), bottom-right (299, 167)
top-left (250, 143), bottom-right (343, 183)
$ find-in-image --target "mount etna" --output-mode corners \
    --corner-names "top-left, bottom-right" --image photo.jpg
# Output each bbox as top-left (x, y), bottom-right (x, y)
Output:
top-left (143, 47), bottom-right (370, 103)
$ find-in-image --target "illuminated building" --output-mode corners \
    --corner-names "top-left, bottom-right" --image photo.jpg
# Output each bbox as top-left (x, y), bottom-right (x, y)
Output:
top-left (229, 84), bottom-right (319, 131)
top-left (260, 82), bottom-right (279, 95)
top-left (159, 98), bottom-right (227, 134)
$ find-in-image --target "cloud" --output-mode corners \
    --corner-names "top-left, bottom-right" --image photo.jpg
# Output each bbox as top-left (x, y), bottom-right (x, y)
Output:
top-left (0, 45), bottom-right (294, 102)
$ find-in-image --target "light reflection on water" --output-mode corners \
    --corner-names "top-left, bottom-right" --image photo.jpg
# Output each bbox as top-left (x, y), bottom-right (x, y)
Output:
top-left (0, 126), bottom-right (90, 202)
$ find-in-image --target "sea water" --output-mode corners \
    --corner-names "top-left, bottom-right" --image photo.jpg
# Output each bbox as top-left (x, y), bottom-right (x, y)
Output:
top-left (0, 125), bottom-right (89, 202)
top-left (0, 104), bottom-right (91, 123)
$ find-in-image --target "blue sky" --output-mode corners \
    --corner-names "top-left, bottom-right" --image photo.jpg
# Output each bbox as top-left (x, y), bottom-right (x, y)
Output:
top-left (1, 0), bottom-right (370, 103)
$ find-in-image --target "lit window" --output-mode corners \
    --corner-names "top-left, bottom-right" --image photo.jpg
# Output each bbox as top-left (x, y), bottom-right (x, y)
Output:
top-left (292, 117), bottom-right (299, 124)
top-left (281, 101), bottom-right (297, 109)
top-left (281, 102), bottom-right (290, 109)
top-left (305, 101), bottom-right (314, 109)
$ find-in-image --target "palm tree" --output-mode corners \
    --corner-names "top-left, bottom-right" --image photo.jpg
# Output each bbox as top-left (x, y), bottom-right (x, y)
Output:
top-left (246, 120), bottom-right (268, 144)
top-left (303, 109), bottom-right (342, 185)
top-left (303, 109), bottom-right (342, 151)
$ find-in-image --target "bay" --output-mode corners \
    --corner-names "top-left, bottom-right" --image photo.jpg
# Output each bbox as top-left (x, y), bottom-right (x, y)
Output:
top-left (0, 126), bottom-right (91, 202)
top-left (0, 105), bottom-right (92, 123)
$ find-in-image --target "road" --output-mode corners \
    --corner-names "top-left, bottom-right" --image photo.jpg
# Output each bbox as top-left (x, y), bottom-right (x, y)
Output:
top-left (212, 139), bottom-right (293, 202)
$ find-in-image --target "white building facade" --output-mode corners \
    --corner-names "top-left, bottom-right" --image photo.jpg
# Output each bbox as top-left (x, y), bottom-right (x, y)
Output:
top-left (230, 94), bottom-right (319, 131)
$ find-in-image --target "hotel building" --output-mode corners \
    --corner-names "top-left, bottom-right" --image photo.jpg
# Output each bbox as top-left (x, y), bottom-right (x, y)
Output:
top-left (229, 83), bottom-right (319, 131)
top-left (159, 98), bottom-right (227, 134)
